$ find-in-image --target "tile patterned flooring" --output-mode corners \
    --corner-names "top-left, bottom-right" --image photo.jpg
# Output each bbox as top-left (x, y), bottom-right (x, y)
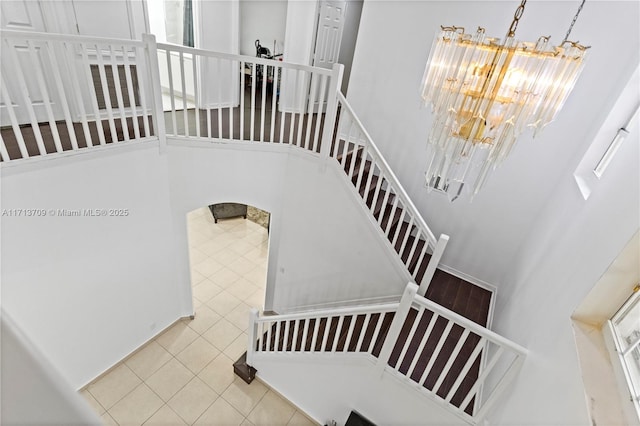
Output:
top-left (79, 207), bottom-right (315, 426)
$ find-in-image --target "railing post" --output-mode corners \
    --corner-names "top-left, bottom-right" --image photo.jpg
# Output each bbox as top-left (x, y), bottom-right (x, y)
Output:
top-left (418, 234), bottom-right (449, 297)
top-left (319, 63), bottom-right (344, 160)
top-left (246, 308), bottom-right (260, 366)
top-left (142, 33), bottom-right (167, 154)
top-left (376, 282), bottom-right (418, 376)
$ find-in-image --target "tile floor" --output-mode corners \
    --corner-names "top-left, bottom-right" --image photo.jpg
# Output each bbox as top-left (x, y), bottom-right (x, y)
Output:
top-left (79, 207), bottom-right (316, 426)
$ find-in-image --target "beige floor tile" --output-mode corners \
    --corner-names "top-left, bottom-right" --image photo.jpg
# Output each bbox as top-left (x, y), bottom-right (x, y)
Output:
top-left (145, 358), bottom-right (194, 402)
top-left (193, 297), bottom-right (204, 310)
top-left (167, 377), bottom-right (218, 425)
top-left (221, 377), bottom-right (268, 416)
top-left (189, 248), bottom-right (208, 266)
top-left (192, 279), bottom-right (224, 304)
top-left (243, 246), bottom-right (268, 265)
top-left (190, 269), bottom-right (207, 286)
top-left (198, 353), bottom-right (236, 394)
top-left (242, 231), bottom-right (269, 248)
top-left (125, 341), bottom-right (173, 380)
top-left (247, 390), bottom-right (296, 426)
top-left (216, 217), bottom-right (246, 230)
top-left (225, 302), bottom-right (252, 332)
top-left (79, 389), bottom-right (105, 416)
top-left (208, 266), bottom-right (241, 289)
top-left (88, 364), bottom-right (141, 410)
top-left (143, 404), bottom-right (187, 425)
top-left (287, 411), bottom-right (318, 426)
top-left (184, 305), bottom-right (222, 335)
top-left (213, 249), bottom-right (246, 267)
top-left (241, 419), bottom-right (256, 426)
top-left (176, 336), bottom-right (220, 374)
top-left (203, 318), bottom-right (243, 351)
top-left (108, 383), bottom-right (163, 426)
top-left (156, 321), bottom-right (199, 355)
top-left (194, 395), bottom-right (245, 426)
top-left (223, 333), bottom-right (250, 361)
top-left (101, 411), bottom-right (119, 425)
top-left (227, 279), bottom-right (261, 301)
top-left (206, 290), bottom-right (242, 316)
top-left (197, 239), bottom-right (228, 257)
top-left (244, 289), bottom-right (266, 310)
top-left (193, 257), bottom-right (225, 278)
top-left (243, 267), bottom-right (267, 288)
top-left (188, 232), bottom-right (209, 248)
top-left (226, 256), bottom-right (258, 276)
top-left (227, 239), bottom-right (256, 256)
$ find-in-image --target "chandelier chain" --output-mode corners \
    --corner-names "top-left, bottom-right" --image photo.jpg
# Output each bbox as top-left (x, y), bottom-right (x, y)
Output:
top-left (507, 0), bottom-right (527, 37)
top-left (563, 0), bottom-right (586, 43)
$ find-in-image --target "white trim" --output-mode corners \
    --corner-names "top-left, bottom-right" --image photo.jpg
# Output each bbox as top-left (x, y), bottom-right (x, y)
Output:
top-left (1, 138), bottom-right (159, 177)
top-left (276, 295), bottom-right (401, 315)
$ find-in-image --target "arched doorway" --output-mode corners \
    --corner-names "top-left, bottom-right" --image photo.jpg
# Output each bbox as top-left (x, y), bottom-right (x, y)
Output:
top-left (185, 203), bottom-right (271, 360)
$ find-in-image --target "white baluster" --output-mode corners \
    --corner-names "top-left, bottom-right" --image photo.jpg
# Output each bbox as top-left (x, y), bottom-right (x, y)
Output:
top-left (246, 308), bottom-right (259, 366)
top-left (376, 283), bottom-right (419, 375)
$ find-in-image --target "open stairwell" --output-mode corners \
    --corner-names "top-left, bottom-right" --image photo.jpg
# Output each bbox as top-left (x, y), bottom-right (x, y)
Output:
top-left (0, 29), bottom-right (526, 425)
top-left (245, 284), bottom-right (525, 425)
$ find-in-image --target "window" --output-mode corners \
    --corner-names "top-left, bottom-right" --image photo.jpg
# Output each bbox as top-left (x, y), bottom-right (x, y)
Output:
top-left (606, 286), bottom-right (640, 422)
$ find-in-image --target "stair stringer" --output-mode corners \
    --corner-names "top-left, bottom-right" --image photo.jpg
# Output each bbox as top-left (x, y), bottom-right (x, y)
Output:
top-left (326, 157), bottom-right (418, 290)
top-left (327, 96), bottom-right (450, 296)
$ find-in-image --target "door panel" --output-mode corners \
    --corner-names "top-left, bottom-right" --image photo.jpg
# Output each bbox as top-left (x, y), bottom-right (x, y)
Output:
top-left (310, 1), bottom-right (346, 113)
top-left (1, 1), bottom-right (63, 126)
top-left (0, 0), bottom-right (47, 31)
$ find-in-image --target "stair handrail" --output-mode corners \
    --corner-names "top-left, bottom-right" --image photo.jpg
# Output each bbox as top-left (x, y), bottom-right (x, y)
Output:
top-left (338, 92), bottom-right (438, 249)
top-left (247, 282), bottom-right (527, 424)
top-left (156, 42), bottom-right (334, 76)
top-left (334, 92), bottom-right (437, 247)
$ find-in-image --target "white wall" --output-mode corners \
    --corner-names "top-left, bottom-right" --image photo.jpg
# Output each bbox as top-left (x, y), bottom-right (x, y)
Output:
top-left (346, 1), bottom-right (640, 288)
top-left (255, 355), bottom-right (463, 425)
top-left (487, 101), bottom-right (639, 425)
top-left (0, 144), bottom-right (188, 389)
top-left (1, 311), bottom-right (102, 425)
top-left (165, 142), bottom-right (407, 313)
top-left (239, 0), bottom-right (287, 57)
top-left (273, 154), bottom-right (407, 312)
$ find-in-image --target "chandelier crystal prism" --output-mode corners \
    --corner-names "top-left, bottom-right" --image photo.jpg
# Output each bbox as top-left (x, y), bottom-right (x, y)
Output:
top-left (420, 0), bottom-right (588, 201)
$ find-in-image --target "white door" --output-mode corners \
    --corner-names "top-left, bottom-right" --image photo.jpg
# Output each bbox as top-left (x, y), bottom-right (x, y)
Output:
top-left (0, 0), bottom-right (63, 125)
top-left (310, 0), bottom-right (346, 112)
top-left (312, 0), bottom-right (347, 70)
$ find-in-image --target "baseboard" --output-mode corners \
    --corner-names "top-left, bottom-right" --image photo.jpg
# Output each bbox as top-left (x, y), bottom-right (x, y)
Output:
top-left (76, 314), bottom-right (191, 391)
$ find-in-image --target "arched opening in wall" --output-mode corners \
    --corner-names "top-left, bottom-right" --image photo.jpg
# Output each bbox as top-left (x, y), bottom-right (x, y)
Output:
top-left (185, 202), bottom-right (270, 360)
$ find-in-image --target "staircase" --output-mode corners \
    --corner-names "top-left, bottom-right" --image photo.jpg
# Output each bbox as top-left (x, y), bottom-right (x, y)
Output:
top-left (246, 284), bottom-right (526, 425)
top-left (0, 30), bottom-right (525, 425)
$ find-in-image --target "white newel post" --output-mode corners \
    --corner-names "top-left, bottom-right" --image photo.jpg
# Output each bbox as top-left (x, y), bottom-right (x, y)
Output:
top-left (418, 234), bottom-right (450, 297)
top-left (319, 63), bottom-right (344, 160)
top-left (142, 34), bottom-right (167, 153)
top-left (246, 308), bottom-right (260, 366)
top-left (376, 282), bottom-right (419, 376)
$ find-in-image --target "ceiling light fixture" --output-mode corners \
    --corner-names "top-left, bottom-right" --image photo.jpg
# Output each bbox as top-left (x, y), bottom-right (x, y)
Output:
top-left (421, 0), bottom-right (589, 201)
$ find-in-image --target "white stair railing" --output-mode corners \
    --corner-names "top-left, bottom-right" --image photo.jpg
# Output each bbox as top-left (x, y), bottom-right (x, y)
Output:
top-left (247, 283), bottom-right (526, 425)
top-left (156, 42), bottom-right (338, 154)
top-left (0, 30), bottom-right (160, 162)
top-left (330, 93), bottom-right (449, 295)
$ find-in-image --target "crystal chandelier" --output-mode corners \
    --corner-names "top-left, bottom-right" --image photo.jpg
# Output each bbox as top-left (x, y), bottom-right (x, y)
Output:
top-left (421, 0), bottom-right (589, 201)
